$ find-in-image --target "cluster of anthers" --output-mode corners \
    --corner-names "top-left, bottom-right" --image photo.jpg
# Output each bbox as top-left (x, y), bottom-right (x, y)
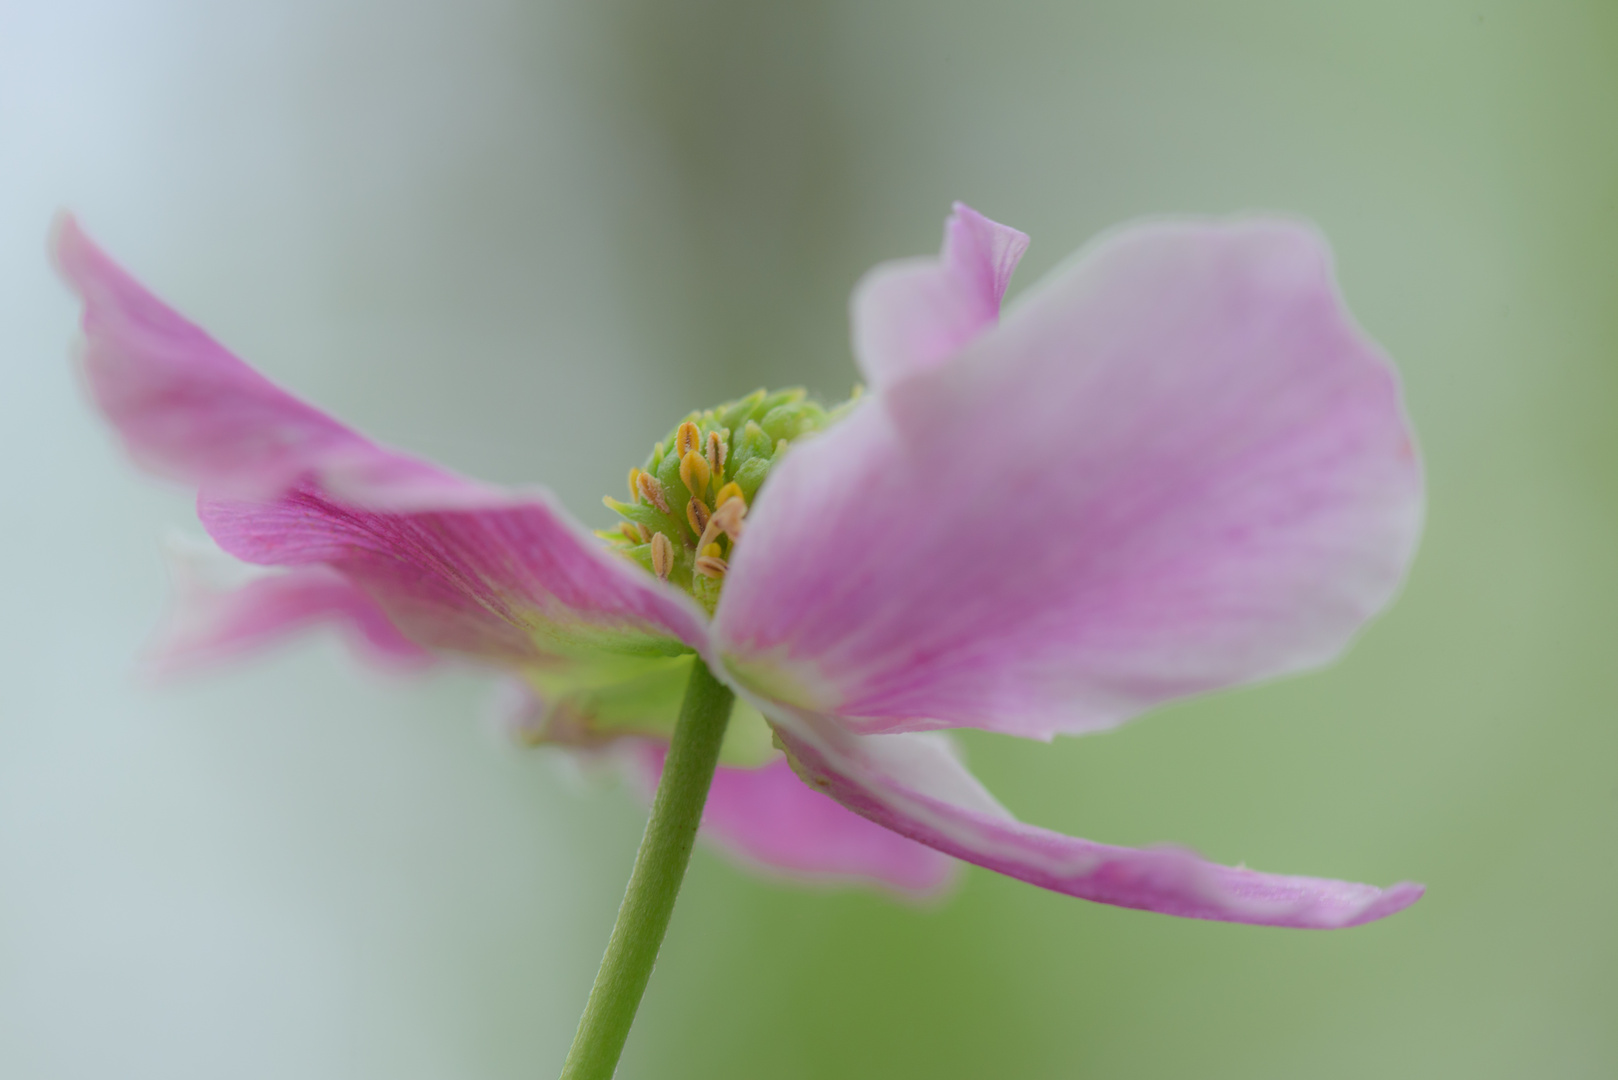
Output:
top-left (600, 388), bottom-right (852, 611)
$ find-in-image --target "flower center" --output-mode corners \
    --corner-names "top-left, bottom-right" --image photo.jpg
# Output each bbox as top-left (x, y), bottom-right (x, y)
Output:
top-left (599, 387), bottom-right (854, 611)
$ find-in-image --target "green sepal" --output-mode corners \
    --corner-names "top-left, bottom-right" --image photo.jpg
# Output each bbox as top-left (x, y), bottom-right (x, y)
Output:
top-left (524, 653), bottom-right (777, 768)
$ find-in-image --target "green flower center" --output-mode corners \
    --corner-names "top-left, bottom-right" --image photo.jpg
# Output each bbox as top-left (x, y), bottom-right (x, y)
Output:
top-left (599, 387), bottom-right (855, 611)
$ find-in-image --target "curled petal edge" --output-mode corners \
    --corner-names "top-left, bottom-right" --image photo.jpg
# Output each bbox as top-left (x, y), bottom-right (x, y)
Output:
top-left (851, 202), bottom-right (1029, 388)
top-left (762, 703), bottom-right (1424, 929)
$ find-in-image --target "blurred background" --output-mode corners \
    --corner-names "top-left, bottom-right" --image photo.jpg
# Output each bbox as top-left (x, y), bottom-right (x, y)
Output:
top-left (2, 0), bottom-right (1614, 1076)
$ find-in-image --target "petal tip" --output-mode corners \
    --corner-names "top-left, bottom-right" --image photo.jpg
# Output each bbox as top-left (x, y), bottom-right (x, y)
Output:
top-left (49, 211), bottom-right (99, 296)
top-left (1347, 880), bottom-right (1426, 926)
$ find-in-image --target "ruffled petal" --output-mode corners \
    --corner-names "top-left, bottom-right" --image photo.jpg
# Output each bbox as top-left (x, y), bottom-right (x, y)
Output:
top-left (766, 705), bottom-right (1422, 928)
top-left (150, 542), bottom-right (432, 674)
top-left (626, 741), bottom-right (958, 897)
top-left (851, 202), bottom-right (1029, 388)
top-left (717, 218), bottom-right (1422, 739)
top-left (57, 218), bottom-right (711, 670)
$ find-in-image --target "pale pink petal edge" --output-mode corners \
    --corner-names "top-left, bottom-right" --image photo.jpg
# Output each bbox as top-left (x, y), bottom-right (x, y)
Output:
top-left (764, 704), bottom-right (1423, 929)
top-left (147, 552), bottom-right (434, 677)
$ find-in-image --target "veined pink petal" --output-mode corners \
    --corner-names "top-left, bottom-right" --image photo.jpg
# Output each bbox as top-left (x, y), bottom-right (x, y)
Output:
top-left (766, 705), bottom-right (1422, 928)
top-left (56, 217), bottom-right (711, 668)
top-left (718, 218), bottom-right (1423, 739)
top-left (150, 547), bottom-right (433, 675)
top-left (197, 489), bottom-right (708, 666)
top-left (627, 741), bottom-right (958, 897)
top-left (851, 202), bottom-right (1029, 388)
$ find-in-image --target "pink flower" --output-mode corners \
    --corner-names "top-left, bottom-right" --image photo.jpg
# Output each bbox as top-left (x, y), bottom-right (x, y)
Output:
top-left (55, 202), bottom-right (1423, 928)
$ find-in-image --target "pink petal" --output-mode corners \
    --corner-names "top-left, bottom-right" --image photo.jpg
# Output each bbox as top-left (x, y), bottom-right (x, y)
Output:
top-left (197, 489), bottom-right (710, 666)
top-left (57, 217), bottom-right (711, 668)
top-left (53, 216), bottom-right (481, 508)
top-left (851, 202), bottom-right (1029, 388)
top-left (766, 705), bottom-right (1422, 928)
top-left (627, 741), bottom-right (957, 897)
top-left (150, 548), bottom-right (433, 675)
top-left (717, 218), bottom-right (1422, 739)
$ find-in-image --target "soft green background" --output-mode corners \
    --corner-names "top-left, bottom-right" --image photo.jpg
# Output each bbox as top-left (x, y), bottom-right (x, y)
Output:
top-left (2, 1), bottom-right (1613, 1077)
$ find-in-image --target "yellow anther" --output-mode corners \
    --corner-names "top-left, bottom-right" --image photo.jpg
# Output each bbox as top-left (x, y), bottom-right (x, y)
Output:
top-left (694, 553), bottom-right (729, 579)
top-left (679, 450), bottom-right (711, 498)
top-left (628, 467), bottom-right (644, 502)
top-left (676, 421), bottom-right (702, 458)
top-left (619, 522), bottom-right (644, 545)
top-left (706, 430), bottom-right (727, 479)
top-left (636, 471), bottom-right (670, 513)
top-left (713, 481), bottom-right (744, 508)
top-left (702, 542), bottom-right (723, 559)
top-left (686, 497), bottom-right (710, 537)
top-left (650, 532), bottom-right (674, 581)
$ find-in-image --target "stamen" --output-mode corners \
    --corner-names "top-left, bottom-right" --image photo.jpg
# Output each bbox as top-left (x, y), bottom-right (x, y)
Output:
top-left (636, 471), bottom-right (670, 513)
top-left (679, 450), bottom-right (711, 499)
top-left (694, 553), bottom-right (728, 579)
top-left (676, 421), bottom-right (702, 458)
top-left (696, 520), bottom-right (720, 551)
top-left (607, 388), bottom-right (846, 601)
top-left (650, 532), bottom-right (674, 581)
top-left (706, 430), bottom-right (727, 478)
top-left (710, 496), bottom-right (746, 542)
top-left (686, 497), bottom-right (710, 537)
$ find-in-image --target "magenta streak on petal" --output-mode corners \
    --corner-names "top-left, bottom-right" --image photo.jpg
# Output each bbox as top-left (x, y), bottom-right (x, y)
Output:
top-left (767, 707), bottom-right (1423, 928)
top-left (719, 218), bottom-right (1423, 740)
top-left (851, 202), bottom-right (1030, 388)
top-left (627, 740), bottom-right (957, 897)
top-left (151, 562), bottom-right (434, 675)
top-left (55, 216), bottom-right (712, 667)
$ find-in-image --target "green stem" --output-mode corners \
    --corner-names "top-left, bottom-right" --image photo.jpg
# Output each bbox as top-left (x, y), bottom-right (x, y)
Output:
top-left (559, 659), bottom-right (735, 1080)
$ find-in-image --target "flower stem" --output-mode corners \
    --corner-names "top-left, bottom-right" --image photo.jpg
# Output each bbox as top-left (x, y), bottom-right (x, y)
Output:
top-left (559, 659), bottom-right (735, 1080)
